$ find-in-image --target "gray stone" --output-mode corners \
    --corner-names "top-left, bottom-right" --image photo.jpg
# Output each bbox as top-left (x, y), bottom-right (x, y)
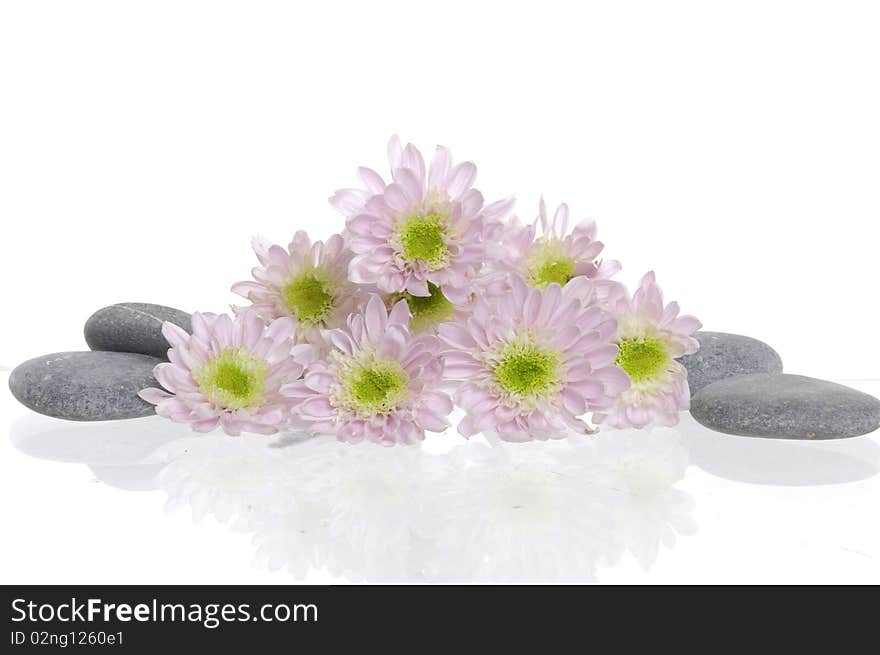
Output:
top-left (690, 373), bottom-right (880, 440)
top-left (84, 302), bottom-right (191, 360)
top-left (9, 352), bottom-right (162, 421)
top-left (679, 331), bottom-right (783, 395)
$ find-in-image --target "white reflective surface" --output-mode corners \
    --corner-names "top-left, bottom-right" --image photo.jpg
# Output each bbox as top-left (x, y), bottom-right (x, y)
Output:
top-left (2, 376), bottom-right (879, 584)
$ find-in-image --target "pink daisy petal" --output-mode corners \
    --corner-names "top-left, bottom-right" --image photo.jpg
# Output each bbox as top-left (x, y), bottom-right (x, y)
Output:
top-left (439, 278), bottom-right (623, 441)
top-left (335, 136), bottom-right (510, 306)
top-left (231, 230), bottom-right (367, 346)
top-left (138, 387), bottom-right (172, 404)
top-left (595, 272), bottom-right (702, 429)
top-left (485, 200), bottom-right (620, 301)
top-left (140, 311), bottom-right (306, 436)
top-left (290, 293), bottom-right (453, 446)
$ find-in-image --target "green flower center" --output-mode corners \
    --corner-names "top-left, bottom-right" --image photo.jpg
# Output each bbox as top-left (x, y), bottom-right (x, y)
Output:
top-left (282, 268), bottom-right (335, 325)
top-left (526, 240), bottom-right (576, 288)
top-left (396, 213), bottom-right (449, 269)
top-left (195, 348), bottom-right (268, 410)
top-left (389, 282), bottom-right (454, 332)
top-left (494, 341), bottom-right (561, 398)
top-left (340, 359), bottom-right (409, 416)
top-left (615, 337), bottom-right (670, 383)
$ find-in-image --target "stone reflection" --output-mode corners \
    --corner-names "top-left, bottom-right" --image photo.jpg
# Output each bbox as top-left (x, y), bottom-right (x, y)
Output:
top-left (678, 413), bottom-right (880, 486)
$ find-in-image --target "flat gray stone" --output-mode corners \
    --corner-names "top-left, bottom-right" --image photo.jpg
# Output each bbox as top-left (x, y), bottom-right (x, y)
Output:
top-left (679, 331), bottom-right (783, 395)
top-left (690, 373), bottom-right (880, 439)
top-left (84, 302), bottom-right (191, 360)
top-left (9, 352), bottom-right (162, 421)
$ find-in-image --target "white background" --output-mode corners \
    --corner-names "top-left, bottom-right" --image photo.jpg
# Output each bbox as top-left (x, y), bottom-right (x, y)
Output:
top-left (1, 1), bottom-right (879, 584)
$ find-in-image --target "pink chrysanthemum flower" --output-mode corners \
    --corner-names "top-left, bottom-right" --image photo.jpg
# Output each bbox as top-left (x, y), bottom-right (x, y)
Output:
top-left (592, 272), bottom-right (702, 429)
top-left (332, 135), bottom-right (513, 306)
top-left (283, 295), bottom-right (454, 446)
top-left (485, 198), bottom-right (620, 297)
top-left (139, 312), bottom-right (317, 436)
top-left (231, 231), bottom-right (365, 345)
top-left (438, 275), bottom-right (630, 442)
